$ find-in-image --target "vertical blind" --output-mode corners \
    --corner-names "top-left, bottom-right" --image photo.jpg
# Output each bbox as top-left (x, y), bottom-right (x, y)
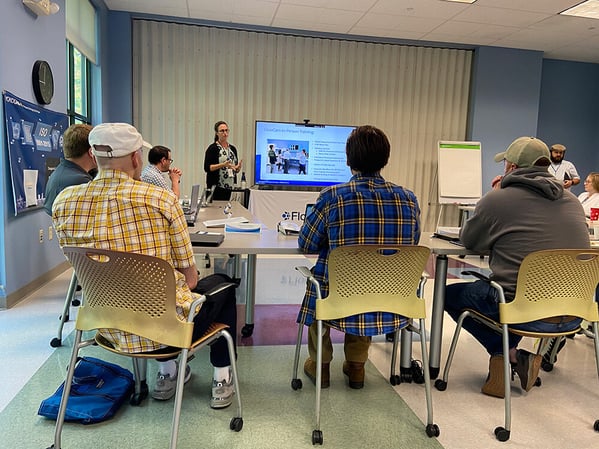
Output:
top-left (132, 20), bottom-right (472, 230)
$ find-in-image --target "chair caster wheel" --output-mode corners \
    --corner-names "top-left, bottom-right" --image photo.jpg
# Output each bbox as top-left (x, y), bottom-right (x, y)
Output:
top-left (434, 379), bottom-right (447, 391)
top-left (291, 378), bottom-right (303, 390)
top-left (494, 426), bottom-right (510, 441)
top-left (426, 423), bottom-right (440, 437)
top-left (593, 419), bottom-right (599, 432)
top-left (312, 429), bottom-right (323, 445)
top-left (230, 417), bottom-right (243, 432)
top-left (241, 324), bottom-right (254, 337)
top-left (50, 338), bottom-right (62, 348)
top-left (534, 377), bottom-right (541, 387)
top-left (389, 375), bottom-right (400, 385)
top-left (541, 359), bottom-right (553, 372)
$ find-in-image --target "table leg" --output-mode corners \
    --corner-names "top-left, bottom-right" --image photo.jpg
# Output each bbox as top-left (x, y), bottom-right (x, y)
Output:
top-left (429, 254), bottom-right (448, 379)
top-left (241, 254), bottom-right (257, 337)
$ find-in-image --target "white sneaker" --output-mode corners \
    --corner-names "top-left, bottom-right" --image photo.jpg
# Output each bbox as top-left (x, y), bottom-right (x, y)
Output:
top-left (210, 373), bottom-right (234, 409)
top-left (152, 363), bottom-right (191, 401)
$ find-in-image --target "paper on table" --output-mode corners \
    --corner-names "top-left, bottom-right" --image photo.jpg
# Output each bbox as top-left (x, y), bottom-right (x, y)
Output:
top-left (203, 216), bottom-right (249, 228)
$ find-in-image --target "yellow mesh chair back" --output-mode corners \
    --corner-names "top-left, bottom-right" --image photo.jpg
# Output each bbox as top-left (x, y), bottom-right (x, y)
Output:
top-left (317, 245), bottom-right (430, 321)
top-left (500, 249), bottom-right (599, 325)
top-left (63, 246), bottom-right (194, 349)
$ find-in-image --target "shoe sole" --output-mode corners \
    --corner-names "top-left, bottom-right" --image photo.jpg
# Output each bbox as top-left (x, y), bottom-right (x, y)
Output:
top-left (342, 367), bottom-right (364, 389)
top-left (210, 394), bottom-right (234, 409)
top-left (522, 355), bottom-right (541, 391)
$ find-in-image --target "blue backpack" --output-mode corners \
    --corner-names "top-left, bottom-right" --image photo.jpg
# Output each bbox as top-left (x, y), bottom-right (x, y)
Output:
top-left (38, 356), bottom-right (134, 424)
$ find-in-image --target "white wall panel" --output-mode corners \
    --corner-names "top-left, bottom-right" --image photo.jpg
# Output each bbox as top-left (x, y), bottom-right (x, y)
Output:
top-left (132, 20), bottom-right (472, 230)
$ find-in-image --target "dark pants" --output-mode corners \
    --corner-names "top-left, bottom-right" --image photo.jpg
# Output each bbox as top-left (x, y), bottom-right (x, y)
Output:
top-left (213, 186), bottom-right (232, 201)
top-left (191, 274), bottom-right (238, 367)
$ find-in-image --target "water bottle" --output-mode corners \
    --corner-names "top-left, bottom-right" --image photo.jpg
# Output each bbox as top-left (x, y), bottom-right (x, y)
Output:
top-left (241, 172), bottom-right (247, 189)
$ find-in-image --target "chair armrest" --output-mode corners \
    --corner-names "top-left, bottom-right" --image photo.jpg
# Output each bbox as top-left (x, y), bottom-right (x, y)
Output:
top-left (187, 282), bottom-right (238, 322)
top-left (461, 270), bottom-right (490, 282)
top-left (295, 265), bottom-right (313, 279)
top-left (295, 266), bottom-right (322, 300)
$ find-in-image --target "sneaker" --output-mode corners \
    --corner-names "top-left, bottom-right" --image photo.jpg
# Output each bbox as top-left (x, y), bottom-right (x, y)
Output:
top-left (152, 363), bottom-right (191, 401)
top-left (211, 374), bottom-right (235, 409)
top-left (541, 337), bottom-right (566, 366)
top-left (512, 349), bottom-right (541, 392)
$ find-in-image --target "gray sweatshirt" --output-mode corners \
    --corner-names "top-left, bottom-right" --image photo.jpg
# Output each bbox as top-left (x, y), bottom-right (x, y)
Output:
top-left (460, 167), bottom-right (590, 300)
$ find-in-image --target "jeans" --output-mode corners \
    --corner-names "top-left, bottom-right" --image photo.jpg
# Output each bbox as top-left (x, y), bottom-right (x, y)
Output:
top-left (445, 280), bottom-right (581, 356)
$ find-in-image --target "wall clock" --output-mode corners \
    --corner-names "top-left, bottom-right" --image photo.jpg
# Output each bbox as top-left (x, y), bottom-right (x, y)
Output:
top-left (32, 60), bottom-right (54, 105)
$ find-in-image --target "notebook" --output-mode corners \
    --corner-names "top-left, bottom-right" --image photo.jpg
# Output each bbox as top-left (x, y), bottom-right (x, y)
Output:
top-left (189, 231), bottom-right (225, 247)
top-left (183, 184), bottom-right (201, 226)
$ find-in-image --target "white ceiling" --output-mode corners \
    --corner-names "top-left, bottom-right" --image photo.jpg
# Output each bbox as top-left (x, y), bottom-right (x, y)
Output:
top-left (103, 0), bottom-right (599, 64)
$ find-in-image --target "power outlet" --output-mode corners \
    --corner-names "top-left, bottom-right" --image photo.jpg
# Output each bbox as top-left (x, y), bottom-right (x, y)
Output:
top-left (39, 229), bottom-right (44, 243)
top-left (48, 226), bottom-right (53, 241)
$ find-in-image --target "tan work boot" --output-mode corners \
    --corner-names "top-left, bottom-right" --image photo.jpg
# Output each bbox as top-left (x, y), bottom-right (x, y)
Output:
top-left (481, 355), bottom-right (505, 398)
top-left (342, 361), bottom-right (365, 389)
top-left (303, 358), bottom-right (330, 388)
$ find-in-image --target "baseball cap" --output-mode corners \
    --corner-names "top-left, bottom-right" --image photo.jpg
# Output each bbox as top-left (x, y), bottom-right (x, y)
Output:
top-left (89, 123), bottom-right (151, 158)
top-left (551, 144), bottom-right (566, 152)
top-left (493, 137), bottom-right (550, 168)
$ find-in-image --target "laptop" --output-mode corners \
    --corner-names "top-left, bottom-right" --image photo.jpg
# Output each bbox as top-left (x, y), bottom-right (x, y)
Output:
top-left (189, 231), bottom-right (225, 247)
top-left (433, 226), bottom-right (461, 242)
top-left (183, 184), bottom-right (201, 226)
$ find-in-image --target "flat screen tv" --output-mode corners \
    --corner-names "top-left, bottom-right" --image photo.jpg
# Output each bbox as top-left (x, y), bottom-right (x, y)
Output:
top-left (254, 120), bottom-right (355, 188)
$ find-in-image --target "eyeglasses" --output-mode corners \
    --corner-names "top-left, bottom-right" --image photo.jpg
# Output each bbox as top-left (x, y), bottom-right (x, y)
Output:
top-left (585, 180), bottom-right (592, 183)
top-left (218, 129), bottom-right (230, 133)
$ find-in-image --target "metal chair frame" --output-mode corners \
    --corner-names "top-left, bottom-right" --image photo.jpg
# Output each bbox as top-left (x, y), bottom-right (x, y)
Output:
top-left (435, 249), bottom-right (599, 442)
top-left (291, 245), bottom-right (439, 445)
top-left (47, 247), bottom-right (243, 449)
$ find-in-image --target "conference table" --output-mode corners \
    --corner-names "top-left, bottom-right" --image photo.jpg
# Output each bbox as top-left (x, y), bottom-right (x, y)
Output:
top-left (189, 200), bottom-right (303, 337)
top-left (190, 203), bottom-right (474, 378)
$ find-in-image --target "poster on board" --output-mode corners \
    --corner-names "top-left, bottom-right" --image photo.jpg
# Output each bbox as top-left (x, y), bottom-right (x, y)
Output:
top-left (3, 90), bottom-right (68, 215)
top-left (438, 141), bottom-right (482, 204)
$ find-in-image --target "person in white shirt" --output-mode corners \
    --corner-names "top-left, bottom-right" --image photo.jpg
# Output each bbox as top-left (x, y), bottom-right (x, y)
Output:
top-left (578, 172), bottom-right (599, 218)
top-left (548, 144), bottom-right (580, 189)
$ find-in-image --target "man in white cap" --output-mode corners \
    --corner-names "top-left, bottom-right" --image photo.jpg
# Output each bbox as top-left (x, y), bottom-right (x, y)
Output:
top-left (549, 143), bottom-right (580, 189)
top-left (444, 136), bottom-right (589, 398)
top-left (52, 123), bottom-right (238, 409)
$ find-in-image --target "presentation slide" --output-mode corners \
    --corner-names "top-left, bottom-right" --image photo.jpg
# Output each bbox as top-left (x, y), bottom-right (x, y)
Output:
top-left (255, 121), bottom-right (354, 187)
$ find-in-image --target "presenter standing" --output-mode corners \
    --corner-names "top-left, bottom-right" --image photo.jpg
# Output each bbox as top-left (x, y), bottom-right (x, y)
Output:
top-left (549, 143), bottom-right (580, 189)
top-left (204, 121), bottom-right (242, 201)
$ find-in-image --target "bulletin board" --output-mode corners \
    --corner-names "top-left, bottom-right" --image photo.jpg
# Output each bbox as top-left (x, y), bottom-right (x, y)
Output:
top-left (438, 141), bottom-right (482, 204)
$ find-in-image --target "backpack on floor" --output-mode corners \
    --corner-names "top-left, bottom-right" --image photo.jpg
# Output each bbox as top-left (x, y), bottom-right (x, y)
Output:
top-left (38, 356), bottom-right (134, 424)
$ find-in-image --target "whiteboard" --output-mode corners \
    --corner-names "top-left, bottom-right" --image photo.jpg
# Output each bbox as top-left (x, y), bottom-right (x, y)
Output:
top-left (438, 141), bottom-right (482, 204)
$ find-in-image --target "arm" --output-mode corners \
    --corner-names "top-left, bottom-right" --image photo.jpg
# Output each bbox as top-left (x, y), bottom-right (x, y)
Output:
top-left (178, 265), bottom-right (199, 290)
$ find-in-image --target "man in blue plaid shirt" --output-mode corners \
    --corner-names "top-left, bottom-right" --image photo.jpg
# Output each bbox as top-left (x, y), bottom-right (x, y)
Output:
top-left (298, 125), bottom-right (421, 389)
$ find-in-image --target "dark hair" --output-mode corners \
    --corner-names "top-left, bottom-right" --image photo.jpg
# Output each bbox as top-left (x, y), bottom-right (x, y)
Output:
top-left (148, 145), bottom-right (171, 164)
top-left (214, 121), bottom-right (228, 142)
top-left (63, 124), bottom-right (92, 158)
top-left (345, 125), bottom-right (390, 174)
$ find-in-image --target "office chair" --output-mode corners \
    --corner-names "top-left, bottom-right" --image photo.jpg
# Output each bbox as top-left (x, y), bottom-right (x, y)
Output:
top-left (49, 271), bottom-right (80, 348)
top-left (434, 249), bottom-right (599, 442)
top-left (291, 245), bottom-right (439, 445)
top-left (47, 247), bottom-right (243, 449)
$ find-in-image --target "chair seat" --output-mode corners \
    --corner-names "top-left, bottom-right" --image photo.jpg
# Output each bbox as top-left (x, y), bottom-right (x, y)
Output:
top-left (465, 308), bottom-right (582, 338)
top-left (95, 322), bottom-right (230, 359)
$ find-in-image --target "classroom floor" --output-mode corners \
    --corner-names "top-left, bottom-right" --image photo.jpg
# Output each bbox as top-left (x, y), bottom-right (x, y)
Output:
top-left (1, 254), bottom-right (599, 449)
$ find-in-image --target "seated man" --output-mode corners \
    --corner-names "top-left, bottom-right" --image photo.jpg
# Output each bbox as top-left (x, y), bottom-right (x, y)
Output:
top-left (44, 124), bottom-right (97, 215)
top-left (52, 123), bottom-right (237, 409)
top-left (140, 145), bottom-right (183, 198)
top-left (298, 125), bottom-right (420, 389)
top-left (445, 136), bottom-right (589, 398)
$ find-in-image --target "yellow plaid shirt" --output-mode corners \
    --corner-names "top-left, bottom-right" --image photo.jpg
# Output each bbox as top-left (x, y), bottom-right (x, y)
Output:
top-left (52, 169), bottom-right (199, 353)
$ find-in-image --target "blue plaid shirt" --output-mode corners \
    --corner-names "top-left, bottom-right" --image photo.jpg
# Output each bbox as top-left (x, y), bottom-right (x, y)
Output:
top-left (297, 174), bottom-right (421, 335)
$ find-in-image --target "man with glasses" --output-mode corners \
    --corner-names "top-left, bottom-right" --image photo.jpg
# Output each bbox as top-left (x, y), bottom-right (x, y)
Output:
top-left (53, 123), bottom-right (238, 409)
top-left (141, 145), bottom-right (183, 198)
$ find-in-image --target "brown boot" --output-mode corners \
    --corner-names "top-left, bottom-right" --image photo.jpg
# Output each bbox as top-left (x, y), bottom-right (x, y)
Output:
top-left (342, 361), bottom-right (365, 389)
top-left (481, 355), bottom-right (505, 398)
top-left (303, 358), bottom-right (330, 388)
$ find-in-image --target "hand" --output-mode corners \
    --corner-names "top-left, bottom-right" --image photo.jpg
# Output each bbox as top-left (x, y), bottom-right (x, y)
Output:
top-left (563, 180), bottom-right (573, 189)
top-left (491, 175), bottom-right (503, 190)
top-left (169, 167), bottom-right (182, 182)
top-left (235, 159), bottom-right (243, 172)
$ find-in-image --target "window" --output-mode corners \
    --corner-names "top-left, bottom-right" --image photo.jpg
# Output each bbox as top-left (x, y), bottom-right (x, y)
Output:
top-left (67, 42), bottom-right (91, 125)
